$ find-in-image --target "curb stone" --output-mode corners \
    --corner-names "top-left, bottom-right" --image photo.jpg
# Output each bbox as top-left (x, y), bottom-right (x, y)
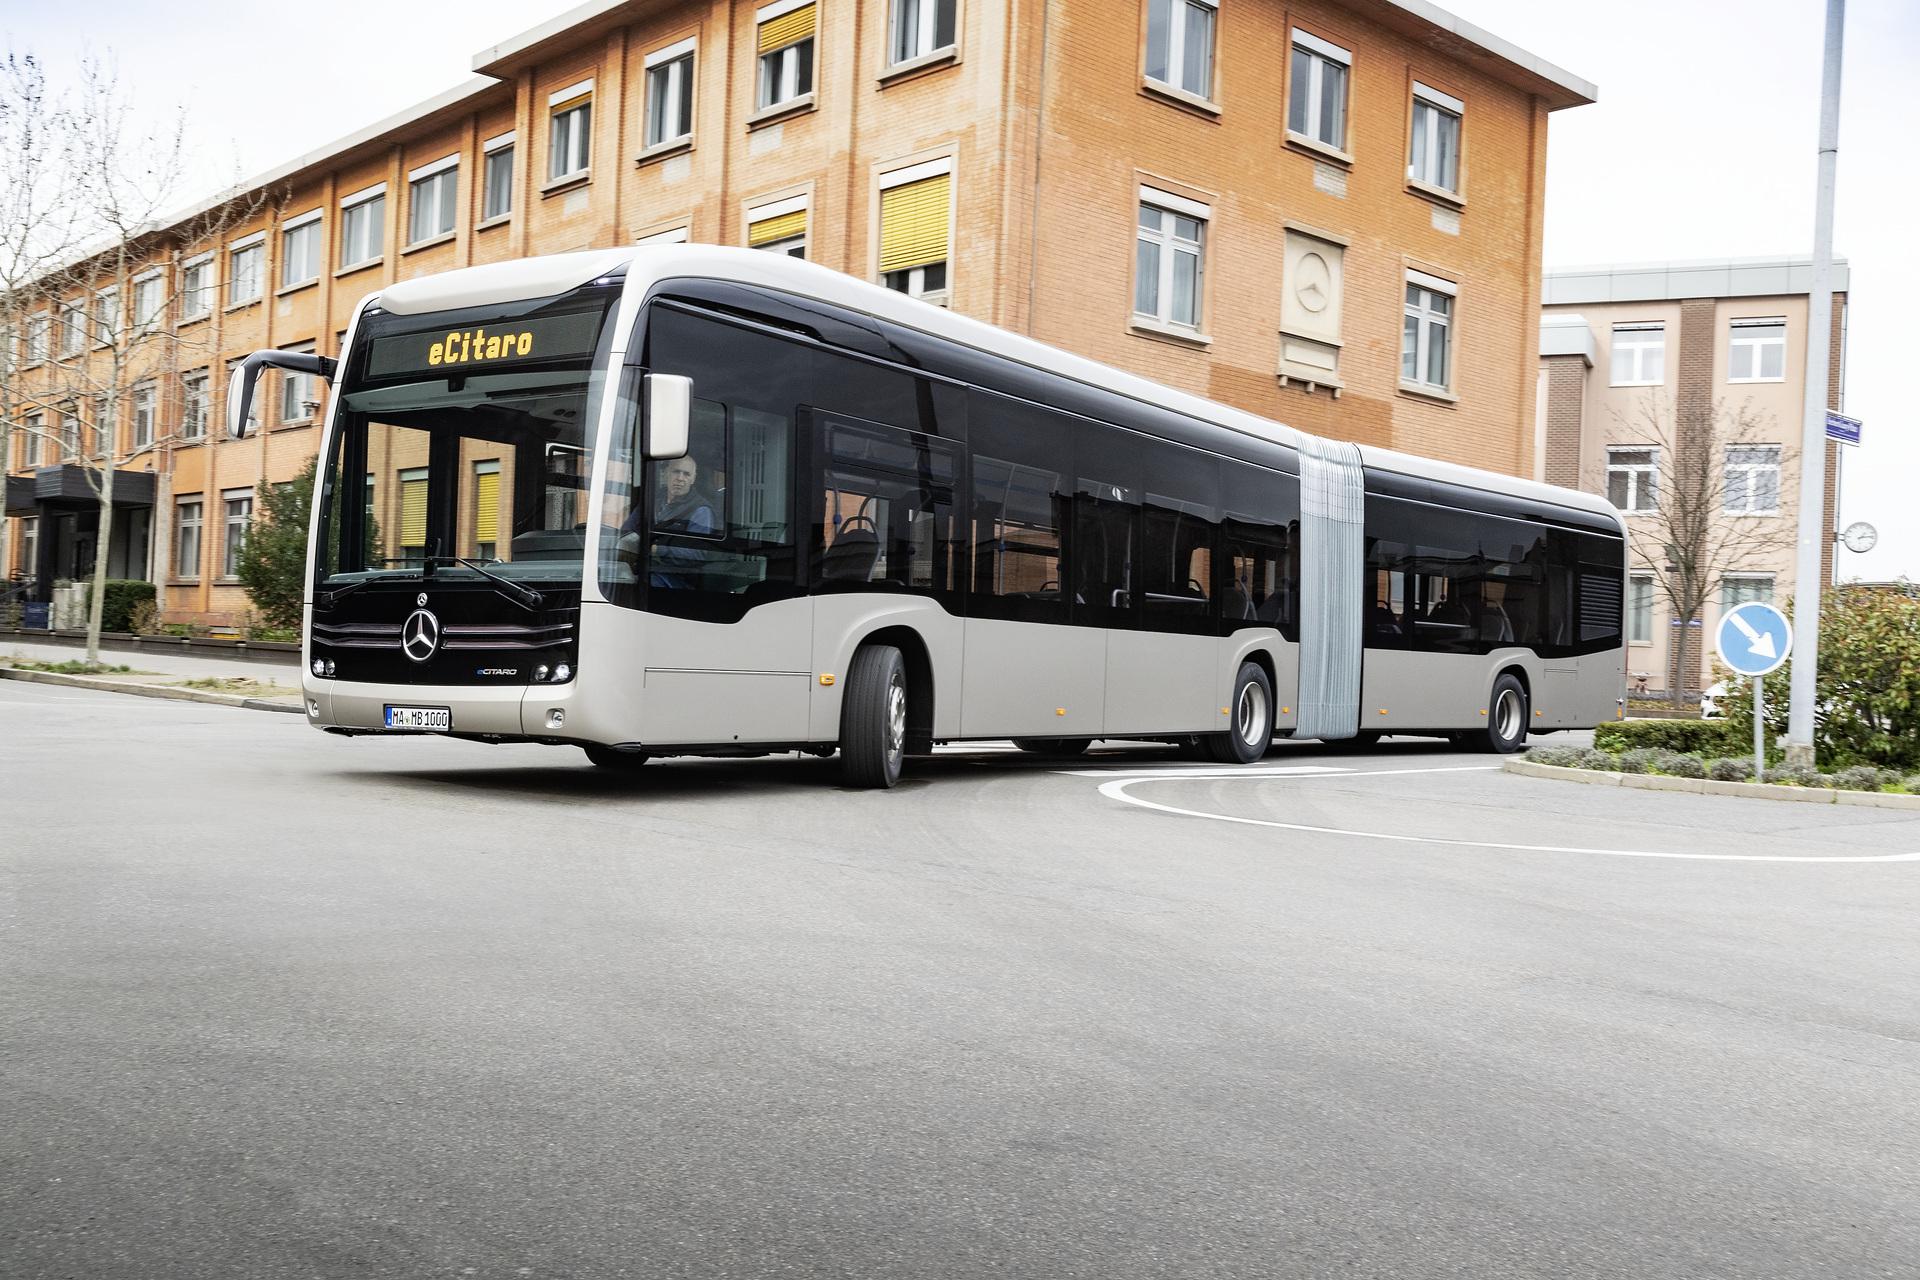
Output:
top-left (0, 667), bottom-right (304, 714)
top-left (1503, 757), bottom-right (1920, 811)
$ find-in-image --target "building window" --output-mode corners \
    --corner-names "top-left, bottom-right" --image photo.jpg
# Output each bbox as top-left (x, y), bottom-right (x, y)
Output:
top-left (636, 226), bottom-right (690, 246)
top-left (399, 466), bottom-right (429, 567)
top-left (1134, 189), bottom-right (1207, 329)
top-left (748, 197), bottom-right (808, 257)
top-left (22, 413), bottom-right (43, 466)
top-left (482, 133), bottom-right (515, 220)
top-left (1145, 0), bottom-right (1216, 100)
top-left (339, 185), bottom-right (386, 268)
top-left (408, 157), bottom-right (459, 244)
top-left (548, 81), bottom-right (593, 180)
top-left (1729, 318), bottom-right (1787, 382)
top-left (57, 407), bottom-right (80, 461)
top-left (1610, 322), bottom-right (1665, 386)
top-left (644, 45), bottom-right (694, 148)
top-left (1721, 575), bottom-right (1775, 611)
top-left (222, 489), bottom-right (253, 579)
top-left (26, 312), bottom-right (49, 362)
top-left (19, 516), bottom-right (36, 576)
top-left (229, 235), bottom-right (264, 305)
top-left (1629, 574), bottom-right (1654, 645)
top-left (1401, 272), bottom-right (1454, 391)
top-left (58, 301), bottom-right (85, 356)
top-left (182, 370), bottom-right (209, 440)
top-left (180, 254), bottom-right (214, 319)
top-left (92, 287), bottom-right (120, 345)
top-left (282, 211), bottom-right (322, 287)
top-left (1724, 444), bottom-right (1781, 516)
top-left (890, 0), bottom-right (956, 65)
top-left (1409, 82), bottom-right (1463, 193)
top-left (879, 159), bottom-right (951, 304)
top-left (757, 2), bottom-right (816, 110)
top-left (1606, 447), bottom-right (1659, 513)
top-left (473, 459), bottom-right (501, 559)
top-left (1287, 30), bottom-right (1350, 150)
top-left (132, 383), bottom-right (156, 450)
top-left (280, 341), bottom-right (319, 424)
top-left (132, 273), bottom-right (165, 331)
top-left (175, 499), bottom-right (203, 579)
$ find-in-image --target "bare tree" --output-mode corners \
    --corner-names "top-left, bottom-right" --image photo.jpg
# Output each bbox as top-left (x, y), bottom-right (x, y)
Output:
top-left (1612, 391), bottom-right (1798, 707)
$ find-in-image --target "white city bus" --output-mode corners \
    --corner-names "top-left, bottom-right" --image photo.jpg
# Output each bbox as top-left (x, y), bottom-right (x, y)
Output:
top-left (227, 247), bottom-right (1625, 788)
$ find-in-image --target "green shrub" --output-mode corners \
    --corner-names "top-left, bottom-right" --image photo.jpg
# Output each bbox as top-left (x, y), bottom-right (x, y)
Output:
top-left (1828, 765), bottom-right (1901, 793)
top-left (97, 580), bottom-right (156, 634)
top-left (1708, 757), bottom-right (1755, 782)
top-left (1575, 748), bottom-right (1617, 770)
top-left (1654, 751), bottom-right (1706, 779)
top-left (1763, 764), bottom-right (1824, 787)
top-left (1594, 718), bottom-right (1735, 756)
top-left (1526, 745), bottom-right (1584, 767)
top-left (1617, 747), bottom-right (1659, 774)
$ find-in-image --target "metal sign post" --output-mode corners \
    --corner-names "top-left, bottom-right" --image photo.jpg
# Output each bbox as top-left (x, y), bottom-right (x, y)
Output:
top-left (1717, 603), bottom-right (1793, 780)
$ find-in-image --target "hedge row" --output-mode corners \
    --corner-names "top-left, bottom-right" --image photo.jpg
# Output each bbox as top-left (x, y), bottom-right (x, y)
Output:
top-left (1592, 718), bottom-right (1734, 755)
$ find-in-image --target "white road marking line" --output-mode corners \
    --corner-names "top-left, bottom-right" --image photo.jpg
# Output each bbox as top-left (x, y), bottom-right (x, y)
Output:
top-left (1061, 764), bottom-right (1497, 779)
top-left (1096, 775), bottom-right (1920, 864)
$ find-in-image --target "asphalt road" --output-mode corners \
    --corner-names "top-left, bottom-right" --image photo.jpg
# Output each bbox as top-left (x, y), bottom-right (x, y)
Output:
top-left (3, 683), bottom-right (1917, 1279)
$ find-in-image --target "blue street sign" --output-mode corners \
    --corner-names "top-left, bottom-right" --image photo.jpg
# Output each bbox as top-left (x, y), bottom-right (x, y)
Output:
top-left (1825, 412), bottom-right (1862, 446)
top-left (1715, 602), bottom-right (1792, 677)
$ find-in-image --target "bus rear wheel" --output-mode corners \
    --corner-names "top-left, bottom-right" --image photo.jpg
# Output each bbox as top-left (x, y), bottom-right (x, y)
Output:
top-left (841, 644), bottom-right (908, 789)
top-left (1205, 662), bottom-right (1275, 764)
top-left (1012, 737), bottom-right (1092, 756)
top-left (1464, 673), bottom-right (1529, 754)
top-left (583, 745), bottom-right (650, 771)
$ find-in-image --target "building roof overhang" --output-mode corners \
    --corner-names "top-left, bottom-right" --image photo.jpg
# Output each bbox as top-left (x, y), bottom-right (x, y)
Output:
top-left (1544, 256), bottom-right (1852, 305)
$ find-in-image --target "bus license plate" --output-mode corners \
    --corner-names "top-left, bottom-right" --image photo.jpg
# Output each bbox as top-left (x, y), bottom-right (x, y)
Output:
top-left (385, 705), bottom-right (451, 731)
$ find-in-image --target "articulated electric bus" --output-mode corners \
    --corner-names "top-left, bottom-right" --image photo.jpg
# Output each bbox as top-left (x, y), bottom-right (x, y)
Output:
top-left (227, 247), bottom-right (1625, 788)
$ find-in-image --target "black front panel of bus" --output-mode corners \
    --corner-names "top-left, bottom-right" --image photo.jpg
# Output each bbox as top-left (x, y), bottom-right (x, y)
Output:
top-left (312, 583), bottom-right (580, 686)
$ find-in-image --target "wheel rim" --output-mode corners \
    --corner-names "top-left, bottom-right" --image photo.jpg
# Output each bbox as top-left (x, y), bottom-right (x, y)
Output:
top-left (1236, 679), bottom-right (1270, 748)
top-left (1494, 688), bottom-right (1523, 742)
top-left (885, 672), bottom-right (907, 763)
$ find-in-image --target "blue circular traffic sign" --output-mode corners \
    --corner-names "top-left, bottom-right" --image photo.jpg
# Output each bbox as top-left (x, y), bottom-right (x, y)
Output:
top-left (1715, 602), bottom-right (1792, 676)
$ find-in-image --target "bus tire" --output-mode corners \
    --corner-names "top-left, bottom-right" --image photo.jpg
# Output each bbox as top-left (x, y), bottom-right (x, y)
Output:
top-left (1465, 673), bottom-right (1530, 754)
top-left (1012, 737), bottom-right (1091, 756)
top-left (583, 745), bottom-right (649, 771)
top-left (1206, 662), bottom-right (1275, 764)
top-left (841, 644), bottom-right (908, 789)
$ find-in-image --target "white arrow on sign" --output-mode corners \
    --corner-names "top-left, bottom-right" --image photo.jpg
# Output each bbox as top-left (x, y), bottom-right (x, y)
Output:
top-left (1728, 610), bottom-right (1776, 660)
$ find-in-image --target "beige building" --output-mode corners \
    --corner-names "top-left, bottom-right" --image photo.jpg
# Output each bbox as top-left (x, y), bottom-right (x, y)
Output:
top-left (1538, 256), bottom-right (1847, 700)
top-left (7, 0), bottom-right (1593, 628)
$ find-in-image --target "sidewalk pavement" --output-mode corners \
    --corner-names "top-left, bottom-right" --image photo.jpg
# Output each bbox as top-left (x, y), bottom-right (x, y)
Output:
top-left (0, 640), bottom-right (304, 684)
top-left (1, 640), bottom-right (304, 712)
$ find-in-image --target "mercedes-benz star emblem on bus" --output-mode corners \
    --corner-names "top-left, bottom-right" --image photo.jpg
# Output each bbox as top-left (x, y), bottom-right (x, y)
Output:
top-left (402, 609), bottom-right (441, 663)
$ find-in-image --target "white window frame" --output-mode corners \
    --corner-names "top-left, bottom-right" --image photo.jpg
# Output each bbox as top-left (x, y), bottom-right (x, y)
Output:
top-left (180, 252), bottom-right (215, 319)
top-left (1610, 322), bottom-right (1665, 387)
top-left (1728, 318), bottom-right (1787, 383)
top-left (1401, 270), bottom-right (1455, 393)
top-left (889, 0), bottom-right (958, 66)
top-left (1720, 574), bottom-right (1775, 612)
top-left (279, 341), bottom-right (320, 425)
top-left (1628, 573), bottom-right (1655, 645)
top-left (1287, 29), bottom-right (1351, 151)
top-left (18, 514), bottom-right (36, 570)
top-left (181, 369), bottom-right (210, 441)
top-left (56, 405), bottom-right (80, 461)
top-left (1408, 82), bottom-right (1463, 193)
top-left (222, 487), bottom-right (253, 580)
top-left (1144, 0), bottom-right (1217, 102)
top-left (339, 184), bottom-right (387, 269)
top-left (407, 155), bottom-right (460, 245)
top-left (175, 498), bottom-right (203, 580)
top-left (1723, 444), bottom-right (1782, 516)
top-left (22, 413), bottom-right (43, 466)
top-left (548, 80), bottom-right (594, 180)
top-left (748, 194), bottom-right (810, 259)
top-left (280, 209), bottom-right (322, 287)
top-left (132, 272), bottom-right (166, 333)
top-left (93, 286), bottom-right (120, 346)
top-left (131, 381), bottom-right (157, 450)
top-left (636, 225), bottom-right (691, 246)
top-left (228, 232), bottom-right (264, 306)
top-left (757, 0), bottom-right (816, 111)
top-left (58, 299), bottom-right (85, 356)
top-left (1134, 186), bottom-right (1209, 331)
top-left (25, 311), bottom-right (49, 363)
top-left (482, 132), bottom-right (516, 221)
top-left (643, 43), bottom-right (695, 149)
top-left (1606, 446), bottom-right (1660, 514)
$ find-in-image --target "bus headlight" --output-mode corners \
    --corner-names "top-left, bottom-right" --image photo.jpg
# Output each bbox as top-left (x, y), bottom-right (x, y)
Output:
top-left (312, 658), bottom-right (325, 676)
top-left (553, 663), bottom-right (572, 682)
top-left (533, 664), bottom-right (550, 682)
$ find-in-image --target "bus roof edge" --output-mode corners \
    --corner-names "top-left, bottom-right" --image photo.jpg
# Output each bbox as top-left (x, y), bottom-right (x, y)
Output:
top-left (378, 248), bottom-right (636, 315)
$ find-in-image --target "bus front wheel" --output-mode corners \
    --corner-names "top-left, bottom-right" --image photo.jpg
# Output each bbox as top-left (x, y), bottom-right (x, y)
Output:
top-left (1464, 673), bottom-right (1529, 754)
top-left (841, 644), bottom-right (908, 789)
top-left (1206, 663), bottom-right (1275, 764)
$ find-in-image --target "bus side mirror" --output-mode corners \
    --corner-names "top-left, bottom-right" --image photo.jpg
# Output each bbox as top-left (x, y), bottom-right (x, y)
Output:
top-left (226, 349), bottom-right (337, 439)
top-left (643, 373), bottom-right (692, 460)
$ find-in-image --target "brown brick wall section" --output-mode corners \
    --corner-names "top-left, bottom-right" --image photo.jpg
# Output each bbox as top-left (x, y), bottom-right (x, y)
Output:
top-left (1540, 354), bottom-right (1586, 488)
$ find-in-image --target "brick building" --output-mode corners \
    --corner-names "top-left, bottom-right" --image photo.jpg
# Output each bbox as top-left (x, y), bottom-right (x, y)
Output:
top-left (1538, 256), bottom-right (1847, 700)
top-left (5, 0), bottom-right (1592, 628)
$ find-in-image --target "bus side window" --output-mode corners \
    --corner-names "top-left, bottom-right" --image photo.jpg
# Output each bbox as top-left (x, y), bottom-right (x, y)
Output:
top-left (1138, 438), bottom-right (1219, 636)
top-left (1221, 461), bottom-right (1299, 639)
top-left (968, 391), bottom-right (1070, 625)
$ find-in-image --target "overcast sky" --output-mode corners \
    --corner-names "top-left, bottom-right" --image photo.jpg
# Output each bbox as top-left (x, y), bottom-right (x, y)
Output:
top-left (10, 0), bottom-right (1916, 581)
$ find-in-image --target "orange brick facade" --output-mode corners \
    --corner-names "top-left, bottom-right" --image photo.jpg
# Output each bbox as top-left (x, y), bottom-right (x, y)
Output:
top-left (5, 0), bottom-right (1590, 627)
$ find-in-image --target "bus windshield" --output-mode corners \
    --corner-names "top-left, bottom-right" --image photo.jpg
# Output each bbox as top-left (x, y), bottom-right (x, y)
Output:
top-left (314, 276), bottom-right (622, 590)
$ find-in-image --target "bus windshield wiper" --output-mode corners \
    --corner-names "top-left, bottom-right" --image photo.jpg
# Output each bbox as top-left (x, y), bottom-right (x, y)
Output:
top-left (317, 571), bottom-right (416, 610)
top-left (426, 557), bottom-right (546, 611)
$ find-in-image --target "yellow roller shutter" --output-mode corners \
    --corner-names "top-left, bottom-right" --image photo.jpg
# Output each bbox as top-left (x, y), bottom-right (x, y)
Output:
top-left (759, 3), bottom-right (816, 52)
top-left (879, 174), bottom-right (951, 274)
top-left (399, 469), bottom-right (428, 546)
top-left (749, 208), bottom-right (807, 246)
top-left (473, 463), bottom-right (500, 544)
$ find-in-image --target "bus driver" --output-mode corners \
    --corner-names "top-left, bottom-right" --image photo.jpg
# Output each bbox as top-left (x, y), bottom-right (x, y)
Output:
top-left (644, 455), bottom-right (720, 589)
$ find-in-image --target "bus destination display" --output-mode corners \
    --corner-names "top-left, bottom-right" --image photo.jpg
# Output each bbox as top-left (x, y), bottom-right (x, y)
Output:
top-left (366, 309), bottom-right (603, 378)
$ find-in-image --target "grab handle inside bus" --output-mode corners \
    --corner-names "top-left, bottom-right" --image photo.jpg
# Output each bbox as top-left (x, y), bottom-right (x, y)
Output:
top-left (644, 373), bottom-right (693, 460)
top-left (226, 350), bottom-right (337, 439)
